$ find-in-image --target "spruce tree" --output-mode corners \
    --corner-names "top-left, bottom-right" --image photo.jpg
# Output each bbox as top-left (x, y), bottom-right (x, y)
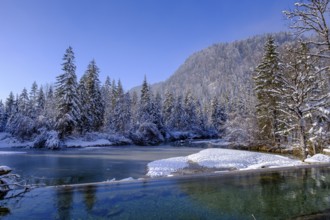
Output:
top-left (55, 46), bottom-right (81, 138)
top-left (162, 91), bottom-right (175, 129)
top-left (79, 60), bottom-right (104, 132)
top-left (254, 36), bottom-right (281, 144)
top-left (211, 96), bottom-right (226, 134)
top-left (0, 101), bottom-right (5, 132)
top-left (139, 76), bottom-right (152, 124)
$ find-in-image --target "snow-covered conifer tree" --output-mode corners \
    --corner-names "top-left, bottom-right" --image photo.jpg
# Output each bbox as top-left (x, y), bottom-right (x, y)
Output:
top-left (211, 96), bottom-right (226, 134)
top-left (55, 46), bottom-right (81, 138)
top-left (139, 76), bottom-right (152, 124)
top-left (0, 101), bottom-right (5, 132)
top-left (79, 60), bottom-right (104, 132)
top-left (254, 36), bottom-right (282, 144)
top-left (162, 91), bottom-right (175, 129)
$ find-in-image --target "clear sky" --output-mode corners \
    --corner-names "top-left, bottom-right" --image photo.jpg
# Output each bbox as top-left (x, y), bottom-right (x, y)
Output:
top-left (0, 0), bottom-right (296, 102)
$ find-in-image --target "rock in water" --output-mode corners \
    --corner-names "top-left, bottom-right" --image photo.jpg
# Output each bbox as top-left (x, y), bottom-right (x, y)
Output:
top-left (0, 166), bottom-right (12, 175)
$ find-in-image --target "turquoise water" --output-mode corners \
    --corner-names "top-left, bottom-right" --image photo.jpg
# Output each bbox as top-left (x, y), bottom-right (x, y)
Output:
top-left (1, 166), bottom-right (330, 219)
top-left (0, 146), bottom-right (202, 185)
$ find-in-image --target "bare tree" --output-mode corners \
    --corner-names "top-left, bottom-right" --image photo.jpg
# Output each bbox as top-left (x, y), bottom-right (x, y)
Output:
top-left (283, 0), bottom-right (330, 52)
top-left (276, 43), bottom-right (329, 160)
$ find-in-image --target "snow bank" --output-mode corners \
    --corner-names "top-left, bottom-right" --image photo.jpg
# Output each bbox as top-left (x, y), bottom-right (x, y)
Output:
top-left (188, 149), bottom-right (302, 170)
top-left (0, 166), bottom-right (12, 173)
top-left (305, 154), bottom-right (330, 163)
top-left (147, 156), bottom-right (189, 177)
top-left (65, 138), bottom-right (112, 148)
top-left (147, 149), bottom-right (303, 177)
top-left (0, 151), bottom-right (26, 154)
top-left (0, 132), bottom-right (32, 148)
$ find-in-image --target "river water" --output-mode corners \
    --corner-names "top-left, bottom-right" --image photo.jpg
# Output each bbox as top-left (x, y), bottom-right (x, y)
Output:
top-left (0, 145), bottom-right (203, 185)
top-left (1, 145), bottom-right (330, 219)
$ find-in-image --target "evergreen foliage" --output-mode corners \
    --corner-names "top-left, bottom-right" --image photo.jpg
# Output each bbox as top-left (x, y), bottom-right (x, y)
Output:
top-left (54, 46), bottom-right (81, 138)
top-left (254, 36), bottom-right (282, 144)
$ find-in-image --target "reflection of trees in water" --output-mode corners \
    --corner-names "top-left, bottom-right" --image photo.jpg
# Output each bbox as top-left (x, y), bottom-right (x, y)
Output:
top-left (83, 185), bottom-right (96, 211)
top-left (179, 168), bottom-right (330, 219)
top-left (56, 187), bottom-right (73, 220)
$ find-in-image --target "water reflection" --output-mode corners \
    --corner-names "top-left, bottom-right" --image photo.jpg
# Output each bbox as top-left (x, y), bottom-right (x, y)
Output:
top-left (55, 187), bottom-right (73, 220)
top-left (1, 167), bottom-right (330, 219)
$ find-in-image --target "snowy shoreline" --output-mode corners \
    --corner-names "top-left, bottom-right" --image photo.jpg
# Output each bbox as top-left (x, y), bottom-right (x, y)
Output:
top-left (147, 148), bottom-right (330, 178)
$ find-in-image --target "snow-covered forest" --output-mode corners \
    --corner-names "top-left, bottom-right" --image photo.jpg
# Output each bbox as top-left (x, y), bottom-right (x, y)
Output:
top-left (0, 46), bottom-right (226, 148)
top-left (0, 0), bottom-right (329, 159)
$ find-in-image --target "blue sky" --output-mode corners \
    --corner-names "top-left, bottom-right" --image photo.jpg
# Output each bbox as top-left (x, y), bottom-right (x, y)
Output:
top-left (0, 0), bottom-right (296, 101)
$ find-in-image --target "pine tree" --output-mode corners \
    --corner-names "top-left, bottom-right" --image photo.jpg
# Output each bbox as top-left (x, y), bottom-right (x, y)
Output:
top-left (162, 91), bottom-right (175, 129)
top-left (29, 81), bottom-right (38, 118)
top-left (55, 46), bottom-right (81, 138)
top-left (36, 87), bottom-right (45, 114)
top-left (0, 101), bottom-right (5, 132)
top-left (78, 60), bottom-right (104, 132)
top-left (183, 91), bottom-right (198, 130)
top-left (172, 95), bottom-right (185, 130)
top-left (18, 88), bottom-right (30, 116)
top-left (101, 76), bottom-right (113, 130)
top-left (139, 76), bottom-right (152, 124)
top-left (150, 92), bottom-right (164, 132)
top-left (254, 36), bottom-right (281, 144)
top-left (211, 96), bottom-right (226, 135)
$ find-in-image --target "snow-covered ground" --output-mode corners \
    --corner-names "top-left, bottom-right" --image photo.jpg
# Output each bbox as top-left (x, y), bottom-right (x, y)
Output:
top-left (0, 132), bottom-right (32, 148)
top-left (65, 138), bottom-right (112, 148)
top-left (147, 148), bottom-right (307, 177)
top-left (305, 154), bottom-right (330, 163)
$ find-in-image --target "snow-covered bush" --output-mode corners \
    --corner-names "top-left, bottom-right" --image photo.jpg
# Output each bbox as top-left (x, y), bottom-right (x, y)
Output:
top-left (33, 130), bottom-right (62, 149)
top-left (107, 134), bottom-right (132, 145)
top-left (6, 114), bottom-right (37, 141)
top-left (130, 122), bottom-right (164, 146)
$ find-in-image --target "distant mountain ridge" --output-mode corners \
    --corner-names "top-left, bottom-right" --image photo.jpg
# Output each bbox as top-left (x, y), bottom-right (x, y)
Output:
top-left (132, 32), bottom-right (294, 108)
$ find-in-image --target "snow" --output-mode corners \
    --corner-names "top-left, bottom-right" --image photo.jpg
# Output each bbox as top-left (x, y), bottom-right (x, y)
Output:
top-left (0, 132), bottom-right (32, 148)
top-left (0, 166), bottom-right (12, 172)
top-left (0, 151), bottom-right (26, 154)
top-left (323, 148), bottom-right (330, 154)
top-left (147, 156), bottom-right (189, 177)
top-left (65, 138), bottom-right (112, 148)
top-left (147, 148), bottom-right (303, 177)
top-left (305, 154), bottom-right (330, 163)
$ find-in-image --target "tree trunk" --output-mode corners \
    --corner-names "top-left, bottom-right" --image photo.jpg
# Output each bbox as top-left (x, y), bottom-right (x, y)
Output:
top-left (299, 119), bottom-right (308, 161)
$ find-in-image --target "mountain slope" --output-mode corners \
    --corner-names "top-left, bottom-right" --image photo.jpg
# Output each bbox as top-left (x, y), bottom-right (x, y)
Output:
top-left (133, 32), bottom-right (294, 109)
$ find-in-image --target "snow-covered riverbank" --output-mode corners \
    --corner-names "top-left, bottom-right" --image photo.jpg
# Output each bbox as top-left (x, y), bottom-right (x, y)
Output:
top-left (147, 148), bottom-right (330, 177)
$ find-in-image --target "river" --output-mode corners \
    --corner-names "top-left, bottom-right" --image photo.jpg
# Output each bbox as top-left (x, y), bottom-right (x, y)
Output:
top-left (1, 145), bottom-right (330, 219)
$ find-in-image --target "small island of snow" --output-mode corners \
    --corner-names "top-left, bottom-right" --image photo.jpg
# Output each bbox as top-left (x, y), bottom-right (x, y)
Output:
top-left (147, 148), bottom-right (306, 177)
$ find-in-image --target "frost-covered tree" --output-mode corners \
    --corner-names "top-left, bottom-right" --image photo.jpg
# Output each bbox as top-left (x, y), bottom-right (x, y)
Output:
top-left (130, 91), bottom-right (139, 128)
top-left (183, 91), bottom-right (198, 130)
top-left (36, 87), bottom-right (45, 114)
top-left (211, 96), bottom-right (226, 135)
top-left (29, 81), bottom-right (38, 118)
top-left (254, 36), bottom-right (282, 144)
top-left (79, 60), bottom-right (104, 132)
top-left (17, 88), bottom-right (30, 116)
top-left (283, 0), bottom-right (330, 52)
top-left (172, 95), bottom-right (185, 130)
top-left (139, 76), bottom-right (152, 124)
top-left (276, 43), bottom-right (329, 160)
top-left (150, 92), bottom-right (164, 133)
top-left (101, 76), bottom-right (113, 131)
top-left (0, 101), bottom-right (5, 132)
top-left (112, 80), bottom-right (131, 134)
top-left (162, 91), bottom-right (175, 128)
top-left (55, 47), bottom-right (81, 138)
top-left (6, 88), bottom-right (36, 140)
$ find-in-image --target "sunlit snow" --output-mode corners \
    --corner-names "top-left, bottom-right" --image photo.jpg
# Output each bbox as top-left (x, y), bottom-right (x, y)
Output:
top-left (147, 148), bottom-right (304, 177)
